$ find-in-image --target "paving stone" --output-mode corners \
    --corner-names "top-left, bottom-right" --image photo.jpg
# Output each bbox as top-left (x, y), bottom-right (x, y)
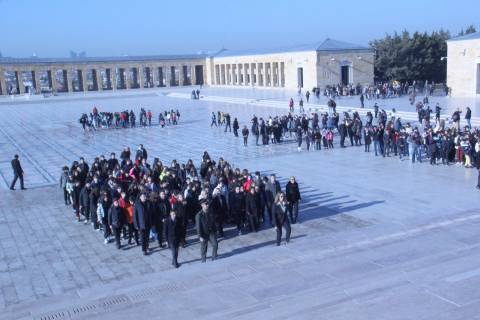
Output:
top-left (0, 88), bottom-right (479, 319)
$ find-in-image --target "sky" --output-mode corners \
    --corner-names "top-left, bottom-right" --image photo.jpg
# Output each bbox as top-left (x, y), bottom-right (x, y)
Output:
top-left (0, 0), bottom-right (478, 58)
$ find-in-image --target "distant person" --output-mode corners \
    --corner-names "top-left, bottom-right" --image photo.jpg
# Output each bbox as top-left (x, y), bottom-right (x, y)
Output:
top-left (242, 125), bottom-right (249, 146)
top-left (10, 154), bottom-right (25, 190)
top-left (465, 107), bottom-right (472, 129)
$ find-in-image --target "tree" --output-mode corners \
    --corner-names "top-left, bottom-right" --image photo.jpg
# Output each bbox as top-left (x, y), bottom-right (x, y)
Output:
top-left (370, 29), bottom-right (450, 83)
top-left (456, 25), bottom-right (476, 37)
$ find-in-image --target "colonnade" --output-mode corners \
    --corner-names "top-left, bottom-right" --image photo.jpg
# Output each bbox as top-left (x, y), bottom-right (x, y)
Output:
top-left (0, 63), bottom-right (205, 95)
top-left (213, 61), bottom-right (285, 87)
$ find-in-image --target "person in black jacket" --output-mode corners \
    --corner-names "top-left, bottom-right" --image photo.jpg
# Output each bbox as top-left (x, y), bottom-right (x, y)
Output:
top-left (285, 176), bottom-right (301, 224)
top-left (242, 126), bottom-right (249, 146)
top-left (108, 198), bottom-right (124, 249)
top-left (79, 182), bottom-right (91, 224)
top-left (273, 192), bottom-right (291, 246)
top-left (211, 188), bottom-right (227, 238)
top-left (265, 174), bottom-right (281, 227)
top-left (233, 118), bottom-right (239, 137)
top-left (230, 185), bottom-right (246, 235)
top-left (195, 199), bottom-right (218, 262)
top-left (89, 188), bottom-right (100, 230)
top-left (134, 193), bottom-right (152, 255)
top-left (71, 181), bottom-right (82, 222)
top-left (165, 210), bottom-right (183, 268)
top-left (173, 193), bottom-right (188, 247)
top-left (10, 154), bottom-right (25, 190)
top-left (245, 187), bottom-right (259, 232)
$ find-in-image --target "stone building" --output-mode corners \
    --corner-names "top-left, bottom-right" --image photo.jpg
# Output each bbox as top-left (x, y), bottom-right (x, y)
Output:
top-left (447, 32), bottom-right (480, 97)
top-left (207, 38), bottom-right (374, 90)
top-left (0, 38), bottom-right (374, 95)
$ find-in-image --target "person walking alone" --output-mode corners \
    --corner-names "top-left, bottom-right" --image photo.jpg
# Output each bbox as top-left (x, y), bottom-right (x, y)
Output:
top-left (273, 193), bottom-right (291, 246)
top-left (242, 126), bottom-right (249, 146)
top-left (285, 176), bottom-right (301, 224)
top-left (165, 210), bottom-right (182, 268)
top-left (196, 199), bottom-right (218, 262)
top-left (10, 154), bottom-right (25, 190)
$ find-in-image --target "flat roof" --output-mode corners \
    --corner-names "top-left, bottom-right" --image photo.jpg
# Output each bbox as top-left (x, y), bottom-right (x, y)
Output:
top-left (447, 31), bottom-right (480, 42)
top-left (214, 38), bottom-right (372, 58)
top-left (0, 54), bottom-right (208, 65)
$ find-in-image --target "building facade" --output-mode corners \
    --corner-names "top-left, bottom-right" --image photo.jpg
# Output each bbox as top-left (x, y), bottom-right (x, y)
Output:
top-left (207, 39), bottom-right (374, 90)
top-left (447, 32), bottom-right (480, 97)
top-left (0, 38), bottom-right (374, 95)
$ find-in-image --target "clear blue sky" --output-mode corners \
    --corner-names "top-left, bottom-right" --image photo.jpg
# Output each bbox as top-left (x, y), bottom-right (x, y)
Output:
top-left (0, 0), bottom-right (478, 57)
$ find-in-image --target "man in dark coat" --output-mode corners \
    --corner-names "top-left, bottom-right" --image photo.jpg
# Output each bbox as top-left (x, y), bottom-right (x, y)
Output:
top-left (195, 199), bottom-right (218, 262)
top-left (134, 193), bottom-right (152, 255)
top-left (108, 198), bottom-right (124, 249)
top-left (265, 174), bottom-right (281, 227)
top-left (210, 188), bottom-right (227, 237)
top-left (230, 185), bottom-right (246, 235)
top-left (285, 176), bottom-right (301, 224)
top-left (10, 154), bottom-right (25, 190)
top-left (157, 191), bottom-right (171, 247)
top-left (135, 144), bottom-right (148, 161)
top-left (79, 182), bottom-right (91, 223)
top-left (165, 210), bottom-right (183, 268)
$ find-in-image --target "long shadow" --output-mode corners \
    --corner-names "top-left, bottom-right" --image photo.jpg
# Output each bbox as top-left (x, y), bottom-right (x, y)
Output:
top-left (299, 199), bottom-right (385, 222)
top-left (218, 234), bottom-right (307, 259)
top-left (271, 176), bottom-right (385, 225)
top-left (179, 234), bottom-right (307, 265)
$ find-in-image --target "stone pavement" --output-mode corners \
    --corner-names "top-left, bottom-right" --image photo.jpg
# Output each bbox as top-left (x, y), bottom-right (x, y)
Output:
top-left (0, 87), bottom-right (479, 319)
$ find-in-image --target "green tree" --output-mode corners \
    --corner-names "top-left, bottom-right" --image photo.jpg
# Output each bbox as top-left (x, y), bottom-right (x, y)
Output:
top-left (370, 29), bottom-right (450, 83)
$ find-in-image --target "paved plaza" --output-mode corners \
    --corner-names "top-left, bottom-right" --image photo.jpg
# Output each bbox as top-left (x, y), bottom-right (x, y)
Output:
top-left (0, 87), bottom-right (479, 319)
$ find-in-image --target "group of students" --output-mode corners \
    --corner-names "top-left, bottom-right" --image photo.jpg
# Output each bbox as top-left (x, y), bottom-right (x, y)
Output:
top-left (59, 147), bottom-right (302, 267)
top-left (79, 106), bottom-right (181, 131)
top-left (212, 101), bottom-right (480, 188)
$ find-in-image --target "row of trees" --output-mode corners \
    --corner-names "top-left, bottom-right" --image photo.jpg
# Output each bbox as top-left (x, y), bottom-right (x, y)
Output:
top-left (370, 25), bottom-right (477, 83)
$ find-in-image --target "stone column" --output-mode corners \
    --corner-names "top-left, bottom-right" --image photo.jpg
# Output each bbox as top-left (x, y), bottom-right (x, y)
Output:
top-left (165, 66), bottom-right (171, 87)
top-left (138, 66), bottom-right (144, 89)
top-left (94, 69), bottom-right (102, 91)
top-left (191, 65), bottom-right (196, 86)
top-left (243, 64), bottom-right (249, 86)
top-left (0, 70), bottom-right (6, 95)
top-left (236, 64), bottom-right (241, 85)
top-left (32, 70), bottom-right (41, 93)
top-left (232, 65), bottom-right (237, 85)
top-left (15, 71), bottom-right (25, 94)
top-left (82, 69), bottom-right (89, 92)
top-left (109, 68), bottom-right (116, 90)
top-left (47, 70), bottom-right (56, 93)
top-left (125, 68), bottom-right (131, 89)
top-left (178, 65), bottom-right (184, 86)
top-left (65, 69), bottom-right (72, 92)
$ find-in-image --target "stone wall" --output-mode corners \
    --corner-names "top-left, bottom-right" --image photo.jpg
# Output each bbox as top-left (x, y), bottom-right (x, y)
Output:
top-left (447, 38), bottom-right (480, 97)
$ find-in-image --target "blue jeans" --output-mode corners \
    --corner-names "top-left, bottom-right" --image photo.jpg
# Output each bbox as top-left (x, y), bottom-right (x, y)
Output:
top-left (374, 141), bottom-right (379, 156)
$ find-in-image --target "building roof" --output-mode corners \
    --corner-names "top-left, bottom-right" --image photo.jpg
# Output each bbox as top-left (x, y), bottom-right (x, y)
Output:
top-left (447, 31), bottom-right (480, 42)
top-left (0, 53), bottom-right (208, 65)
top-left (214, 38), bottom-right (371, 58)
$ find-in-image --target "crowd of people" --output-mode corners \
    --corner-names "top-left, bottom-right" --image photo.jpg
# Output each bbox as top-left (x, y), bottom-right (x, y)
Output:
top-left (79, 106), bottom-right (181, 131)
top-left (211, 103), bottom-right (480, 188)
top-left (59, 147), bottom-right (302, 267)
top-left (310, 80), bottom-right (447, 101)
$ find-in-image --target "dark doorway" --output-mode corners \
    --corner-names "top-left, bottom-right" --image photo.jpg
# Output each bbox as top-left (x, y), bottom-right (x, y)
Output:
top-left (297, 67), bottom-right (303, 88)
top-left (341, 65), bottom-right (350, 85)
top-left (195, 65), bottom-right (204, 85)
